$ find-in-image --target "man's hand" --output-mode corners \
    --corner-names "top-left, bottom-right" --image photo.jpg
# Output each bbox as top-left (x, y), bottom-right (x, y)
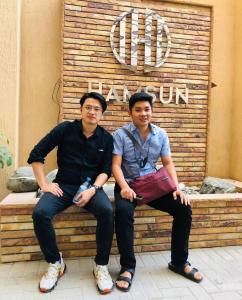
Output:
top-left (173, 189), bottom-right (190, 205)
top-left (40, 182), bottom-right (63, 197)
top-left (75, 188), bottom-right (96, 207)
top-left (120, 186), bottom-right (136, 202)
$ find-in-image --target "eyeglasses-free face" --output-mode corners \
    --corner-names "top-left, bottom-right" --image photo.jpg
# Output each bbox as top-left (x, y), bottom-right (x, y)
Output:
top-left (129, 101), bottom-right (152, 129)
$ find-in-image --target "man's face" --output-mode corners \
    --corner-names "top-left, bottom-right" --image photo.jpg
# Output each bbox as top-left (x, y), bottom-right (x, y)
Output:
top-left (129, 101), bottom-right (152, 127)
top-left (81, 98), bottom-right (103, 125)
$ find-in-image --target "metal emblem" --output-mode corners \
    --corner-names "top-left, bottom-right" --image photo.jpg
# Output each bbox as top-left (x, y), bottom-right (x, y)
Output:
top-left (110, 8), bottom-right (171, 73)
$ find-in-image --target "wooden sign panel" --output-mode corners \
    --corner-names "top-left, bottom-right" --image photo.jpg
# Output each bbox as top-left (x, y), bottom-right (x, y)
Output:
top-left (62, 0), bottom-right (211, 185)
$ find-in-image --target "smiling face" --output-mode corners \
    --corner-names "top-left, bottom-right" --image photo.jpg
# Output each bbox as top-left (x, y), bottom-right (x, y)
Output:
top-left (129, 100), bottom-right (152, 128)
top-left (80, 98), bottom-right (103, 126)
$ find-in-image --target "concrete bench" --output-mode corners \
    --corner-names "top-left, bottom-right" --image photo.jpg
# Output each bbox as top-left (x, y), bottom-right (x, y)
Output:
top-left (1, 186), bottom-right (242, 262)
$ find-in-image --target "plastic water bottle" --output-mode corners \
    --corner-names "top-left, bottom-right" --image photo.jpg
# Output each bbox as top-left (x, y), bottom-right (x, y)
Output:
top-left (73, 177), bottom-right (91, 203)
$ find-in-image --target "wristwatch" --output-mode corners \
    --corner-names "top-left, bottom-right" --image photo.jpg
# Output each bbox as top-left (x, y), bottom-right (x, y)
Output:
top-left (92, 185), bottom-right (102, 192)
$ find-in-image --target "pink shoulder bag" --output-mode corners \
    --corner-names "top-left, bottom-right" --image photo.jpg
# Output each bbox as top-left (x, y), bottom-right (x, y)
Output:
top-left (122, 129), bottom-right (177, 205)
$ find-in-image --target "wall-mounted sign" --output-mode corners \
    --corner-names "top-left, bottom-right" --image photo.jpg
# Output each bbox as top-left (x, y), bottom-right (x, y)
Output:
top-left (62, 1), bottom-right (211, 185)
top-left (110, 8), bottom-right (171, 73)
top-left (87, 80), bottom-right (188, 103)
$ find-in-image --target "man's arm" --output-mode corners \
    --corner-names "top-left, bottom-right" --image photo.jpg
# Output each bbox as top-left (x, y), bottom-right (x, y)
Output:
top-left (28, 122), bottom-right (69, 196)
top-left (32, 162), bottom-right (63, 197)
top-left (112, 129), bottom-right (136, 201)
top-left (93, 173), bottom-right (108, 186)
top-left (75, 134), bottom-right (113, 207)
top-left (98, 134), bottom-right (114, 178)
top-left (75, 172), bottom-right (109, 207)
top-left (112, 154), bottom-right (136, 201)
top-left (161, 156), bottom-right (189, 205)
top-left (161, 156), bottom-right (179, 188)
top-left (27, 121), bottom-right (69, 165)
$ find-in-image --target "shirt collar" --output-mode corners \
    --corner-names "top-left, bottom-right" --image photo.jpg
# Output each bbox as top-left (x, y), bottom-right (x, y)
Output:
top-left (76, 120), bottom-right (101, 138)
top-left (128, 122), bottom-right (157, 135)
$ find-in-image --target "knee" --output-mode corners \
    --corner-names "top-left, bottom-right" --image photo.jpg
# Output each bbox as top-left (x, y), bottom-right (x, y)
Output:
top-left (184, 205), bottom-right (192, 219)
top-left (176, 203), bottom-right (192, 221)
top-left (99, 204), bottom-right (114, 221)
top-left (104, 205), bottom-right (114, 219)
top-left (32, 206), bottom-right (50, 222)
top-left (115, 201), bottom-right (134, 221)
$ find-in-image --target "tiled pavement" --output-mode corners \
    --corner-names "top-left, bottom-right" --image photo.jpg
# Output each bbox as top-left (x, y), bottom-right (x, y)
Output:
top-left (0, 246), bottom-right (242, 300)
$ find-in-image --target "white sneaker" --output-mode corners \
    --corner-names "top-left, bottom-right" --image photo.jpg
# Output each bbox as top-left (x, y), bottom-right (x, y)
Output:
top-left (93, 265), bottom-right (114, 294)
top-left (39, 253), bottom-right (66, 293)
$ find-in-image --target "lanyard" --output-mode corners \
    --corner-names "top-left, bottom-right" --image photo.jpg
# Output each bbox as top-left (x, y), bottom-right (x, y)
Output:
top-left (122, 128), bottom-right (153, 169)
top-left (134, 136), bottom-right (152, 168)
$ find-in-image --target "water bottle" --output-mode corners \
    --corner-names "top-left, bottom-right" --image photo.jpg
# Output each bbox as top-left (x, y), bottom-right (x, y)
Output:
top-left (73, 177), bottom-right (91, 203)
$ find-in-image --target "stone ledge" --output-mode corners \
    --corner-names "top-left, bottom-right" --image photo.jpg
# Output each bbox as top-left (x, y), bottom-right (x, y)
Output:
top-left (0, 192), bottom-right (37, 206)
top-left (1, 189), bottom-right (242, 263)
top-left (1, 189), bottom-right (242, 207)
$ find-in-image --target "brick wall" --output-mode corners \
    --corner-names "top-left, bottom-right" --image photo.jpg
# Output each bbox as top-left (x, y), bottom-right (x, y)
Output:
top-left (62, 0), bottom-right (211, 186)
top-left (1, 193), bottom-right (242, 263)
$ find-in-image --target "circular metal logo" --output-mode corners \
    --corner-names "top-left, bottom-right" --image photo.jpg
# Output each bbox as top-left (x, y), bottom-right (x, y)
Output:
top-left (110, 8), bottom-right (171, 73)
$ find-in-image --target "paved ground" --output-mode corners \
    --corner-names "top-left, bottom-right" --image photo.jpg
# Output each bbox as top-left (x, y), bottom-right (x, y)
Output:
top-left (0, 246), bottom-right (242, 300)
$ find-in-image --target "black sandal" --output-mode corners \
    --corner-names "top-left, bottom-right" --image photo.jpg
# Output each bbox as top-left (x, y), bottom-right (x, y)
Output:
top-left (116, 270), bottom-right (134, 292)
top-left (168, 262), bottom-right (203, 283)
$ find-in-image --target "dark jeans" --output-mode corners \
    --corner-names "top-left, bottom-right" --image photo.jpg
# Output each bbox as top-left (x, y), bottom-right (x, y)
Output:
top-left (32, 183), bottom-right (114, 264)
top-left (114, 184), bottom-right (192, 273)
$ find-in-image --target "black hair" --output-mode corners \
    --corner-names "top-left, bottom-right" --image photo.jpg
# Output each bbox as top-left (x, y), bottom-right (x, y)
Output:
top-left (80, 92), bottom-right (107, 112)
top-left (128, 92), bottom-right (153, 111)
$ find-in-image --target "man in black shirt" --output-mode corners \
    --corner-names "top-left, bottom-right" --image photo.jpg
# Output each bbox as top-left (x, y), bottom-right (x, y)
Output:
top-left (28, 92), bottom-right (114, 294)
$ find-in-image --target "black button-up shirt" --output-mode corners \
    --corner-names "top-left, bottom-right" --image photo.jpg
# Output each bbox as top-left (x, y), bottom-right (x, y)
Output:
top-left (27, 120), bottom-right (113, 185)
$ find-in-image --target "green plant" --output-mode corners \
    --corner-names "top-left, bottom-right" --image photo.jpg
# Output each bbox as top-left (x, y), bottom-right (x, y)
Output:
top-left (0, 132), bottom-right (12, 168)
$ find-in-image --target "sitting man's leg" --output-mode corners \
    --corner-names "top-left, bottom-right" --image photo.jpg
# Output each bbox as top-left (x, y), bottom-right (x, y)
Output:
top-left (32, 184), bottom-right (74, 292)
top-left (84, 188), bottom-right (114, 294)
top-left (114, 185), bottom-right (136, 292)
top-left (149, 193), bottom-right (203, 283)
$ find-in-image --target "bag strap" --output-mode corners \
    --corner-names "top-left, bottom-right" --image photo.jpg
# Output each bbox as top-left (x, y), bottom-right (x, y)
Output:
top-left (120, 129), bottom-right (138, 178)
top-left (122, 128), bottom-right (155, 167)
top-left (122, 128), bottom-right (148, 158)
top-left (121, 128), bottom-right (156, 178)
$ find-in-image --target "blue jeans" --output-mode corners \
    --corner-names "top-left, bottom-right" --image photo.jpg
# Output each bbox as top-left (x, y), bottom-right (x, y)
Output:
top-left (114, 184), bottom-right (192, 273)
top-left (32, 183), bottom-right (114, 264)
